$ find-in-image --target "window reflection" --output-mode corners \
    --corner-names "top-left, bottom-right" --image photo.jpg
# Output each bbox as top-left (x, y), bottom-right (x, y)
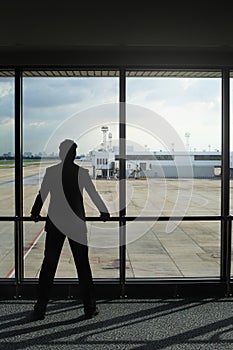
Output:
top-left (126, 75), bottom-right (221, 217)
top-left (126, 221), bottom-right (220, 278)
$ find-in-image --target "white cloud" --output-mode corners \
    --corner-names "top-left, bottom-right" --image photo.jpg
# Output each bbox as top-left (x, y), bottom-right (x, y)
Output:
top-left (126, 78), bottom-right (221, 152)
top-left (21, 77), bottom-right (222, 154)
top-left (0, 82), bottom-right (12, 98)
top-left (147, 100), bottom-right (221, 151)
top-left (179, 78), bottom-right (196, 90)
top-left (0, 117), bottom-right (13, 126)
top-left (29, 121), bottom-right (47, 127)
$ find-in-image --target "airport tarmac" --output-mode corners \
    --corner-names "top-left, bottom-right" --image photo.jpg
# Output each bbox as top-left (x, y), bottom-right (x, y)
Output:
top-left (0, 160), bottom-right (230, 279)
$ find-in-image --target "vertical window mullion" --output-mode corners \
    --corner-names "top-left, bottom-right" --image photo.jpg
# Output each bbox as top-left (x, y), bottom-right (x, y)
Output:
top-left (221, 68), bottom-right (231, 289)
top-left (119, 69), bottom-right (126, 297)
top-left (15, 69), bottom-right (23, 289)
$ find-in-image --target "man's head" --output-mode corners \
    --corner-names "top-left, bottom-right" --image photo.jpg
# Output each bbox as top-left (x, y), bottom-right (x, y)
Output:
top-left (59, 139), bottom-right (77, 162)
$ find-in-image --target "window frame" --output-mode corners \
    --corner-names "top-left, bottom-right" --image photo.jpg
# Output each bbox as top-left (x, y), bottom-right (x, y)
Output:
top-left (0, 67), bottom-right (231, 298)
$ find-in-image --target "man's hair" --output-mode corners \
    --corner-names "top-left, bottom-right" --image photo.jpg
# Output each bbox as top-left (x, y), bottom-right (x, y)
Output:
top-left (59, 139), bottom-right (77, 161)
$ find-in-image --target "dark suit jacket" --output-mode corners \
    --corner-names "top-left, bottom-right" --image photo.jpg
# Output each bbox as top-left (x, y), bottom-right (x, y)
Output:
top-left (31, 162), bottom-right (109, 240)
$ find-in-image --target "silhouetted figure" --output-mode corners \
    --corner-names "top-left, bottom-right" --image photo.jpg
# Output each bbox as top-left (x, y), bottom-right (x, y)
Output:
top-left (28, 139), bottom-right (110, 321)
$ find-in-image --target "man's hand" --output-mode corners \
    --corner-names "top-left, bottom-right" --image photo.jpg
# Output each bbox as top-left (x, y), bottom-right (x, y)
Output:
top-left (100, 212), bottom-right (110, 222)
top-left (30, 214), bottom-right (41, 223)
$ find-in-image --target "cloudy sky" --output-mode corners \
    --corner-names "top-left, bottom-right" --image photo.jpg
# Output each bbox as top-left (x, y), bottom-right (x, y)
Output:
top-left (0, 75), bottom-right (227, 155)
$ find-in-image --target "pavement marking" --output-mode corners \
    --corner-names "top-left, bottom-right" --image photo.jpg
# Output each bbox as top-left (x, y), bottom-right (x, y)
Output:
top-left (5, 225), bottom-right (45, 278)
top-left (23, 226), bottom-right (45, 260)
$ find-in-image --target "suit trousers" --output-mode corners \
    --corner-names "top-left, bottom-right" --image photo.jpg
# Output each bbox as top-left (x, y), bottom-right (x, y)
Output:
top-left (36, 226), bottom-right (96, 313)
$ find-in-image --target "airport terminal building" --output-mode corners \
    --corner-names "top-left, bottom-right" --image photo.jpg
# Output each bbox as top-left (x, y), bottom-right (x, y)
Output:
top-left (91, 148), bottom-right (223, 179)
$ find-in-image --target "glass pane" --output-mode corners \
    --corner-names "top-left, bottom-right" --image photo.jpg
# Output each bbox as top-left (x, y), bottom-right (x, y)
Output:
top-left (0, 76), bottom-right (14, 216)
top-left (22, 72), bottom-right (119, 279)
top-left (24, 222), bottom-right (119, 279)
top-left (0, 222), bottom-right (14, 278)
top-left (88, 222), bottom-right (119, 278)
top-left (24, 221), bottom-right (45, 278)
top-left (23, 74), bottom-right (119, 218)
top-left (126, 221), bottom-right (220, 278)
top-left (126, 74), bottom-right (221, 217)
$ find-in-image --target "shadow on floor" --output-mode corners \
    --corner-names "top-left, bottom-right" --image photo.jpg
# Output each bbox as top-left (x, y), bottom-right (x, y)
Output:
top-left (0, 298), bottom-right (233, 349)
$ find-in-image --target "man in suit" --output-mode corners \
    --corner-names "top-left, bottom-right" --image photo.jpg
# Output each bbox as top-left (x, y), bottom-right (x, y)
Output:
top-left (28, 139), bottom-right (110, 321)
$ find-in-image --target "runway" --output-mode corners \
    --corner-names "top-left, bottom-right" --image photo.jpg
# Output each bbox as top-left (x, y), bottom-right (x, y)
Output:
top-left (0, 160), bottom-right (229, 280)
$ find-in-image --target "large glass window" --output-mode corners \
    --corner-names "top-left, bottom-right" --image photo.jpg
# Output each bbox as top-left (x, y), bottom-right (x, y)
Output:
top-left (0, 67), bottom-right (230, 290)
top-left (23, 221), bottom-right (45, 278)
top-left (125, 71), bottom-right (221, 279)
top-left (0, 73), bottom-right (15, 279)
top-left (87, 222), bottom-right (119, 279)
top-left (22, 70), bottom-right (119, 279)
top-left (126, 221), bottom-right (220, 278)
top-left (0, 75), bottom-right (14, 216)
top-left (0, 222), bottom-right (14, 278)
top-left (126, 72), bottom-right (221, 217)
top-left (24, 222), bottom-right (119, 279)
